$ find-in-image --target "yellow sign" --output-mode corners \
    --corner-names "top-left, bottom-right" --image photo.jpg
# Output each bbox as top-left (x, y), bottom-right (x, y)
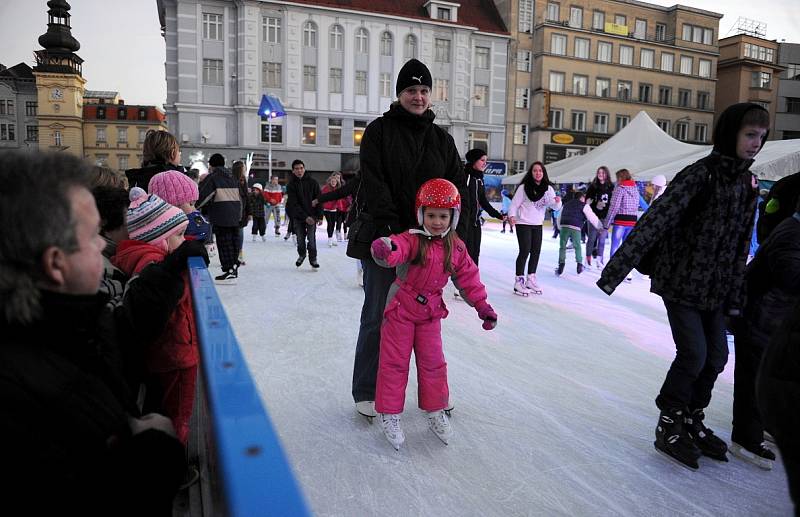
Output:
top-left (552, 133), bottom-right (574, 144)
top-left (604, 22), bottom-right (629, 36)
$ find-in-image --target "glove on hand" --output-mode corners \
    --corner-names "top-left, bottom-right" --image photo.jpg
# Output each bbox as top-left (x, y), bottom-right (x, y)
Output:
top-left (475, 301), bottom-right (498, 331)
top-left (305, 216), bottom-right (316, 226)
top-left (163, 240), bottom-right (210, 273)
top-left (371, 237), bottom-right (395, 261)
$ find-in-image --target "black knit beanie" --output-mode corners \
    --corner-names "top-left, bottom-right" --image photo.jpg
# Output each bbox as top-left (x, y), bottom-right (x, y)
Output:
top-left (209, 153), bottom-right (225, 167)
top-left (395, 59), bottom-right (433, 96)
top-left (465, 148), bottom-right (487, 165)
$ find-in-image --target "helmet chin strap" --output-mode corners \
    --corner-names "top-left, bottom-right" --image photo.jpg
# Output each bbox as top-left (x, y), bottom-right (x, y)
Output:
top-left (409, 225), bottom-right (450, 239)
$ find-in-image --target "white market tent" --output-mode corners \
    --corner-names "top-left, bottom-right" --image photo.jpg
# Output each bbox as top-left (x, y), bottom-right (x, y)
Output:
top-left (502, 110), bottom-right (800, 184)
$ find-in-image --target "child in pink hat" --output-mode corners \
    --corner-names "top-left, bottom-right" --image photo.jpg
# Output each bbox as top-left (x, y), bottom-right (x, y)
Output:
top-left (149, 170), bottom-right (210, 243)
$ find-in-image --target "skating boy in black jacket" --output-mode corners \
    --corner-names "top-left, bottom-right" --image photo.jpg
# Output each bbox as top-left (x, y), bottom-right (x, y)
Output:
top-left (286, 159), bottom-right (323, 268)
top-left (597, 103), bottom-right (769, 470)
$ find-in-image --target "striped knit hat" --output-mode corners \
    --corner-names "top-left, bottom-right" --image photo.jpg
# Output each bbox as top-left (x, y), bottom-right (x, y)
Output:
top-left (127, 187), bottom-right (188, 245)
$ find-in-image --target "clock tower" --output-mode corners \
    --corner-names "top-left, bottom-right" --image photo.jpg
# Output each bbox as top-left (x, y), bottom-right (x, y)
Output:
top-left (33, 0), bottom-right (86, 156)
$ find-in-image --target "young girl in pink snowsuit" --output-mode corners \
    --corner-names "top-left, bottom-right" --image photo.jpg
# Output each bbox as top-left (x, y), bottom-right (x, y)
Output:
top-left (370, 178), bottom-right (498, 450)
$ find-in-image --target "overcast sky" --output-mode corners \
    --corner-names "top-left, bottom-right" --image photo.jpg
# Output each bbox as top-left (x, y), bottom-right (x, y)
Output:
top-left (1, 0), bottom-right (798, 108)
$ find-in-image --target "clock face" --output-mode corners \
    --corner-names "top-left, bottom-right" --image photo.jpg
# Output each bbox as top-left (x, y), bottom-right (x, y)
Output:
top-left (51, 88), bottom-right (63, 100)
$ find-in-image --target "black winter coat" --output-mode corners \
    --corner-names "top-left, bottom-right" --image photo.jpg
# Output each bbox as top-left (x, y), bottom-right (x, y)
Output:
top-left (286, 174), bottom-right (322, 221)
top-left (248, 191), bottom-right (266, 218)
top-left (197, 166), bottom-right (242, 227)
top-left (465, 165), bottom-right (502, 227)
top-left (125, 161), bottom-right (186, 191)
top-left (585, 181), bottom-right (614, 220)
top-left (358, 103), bottom-right (467, 238)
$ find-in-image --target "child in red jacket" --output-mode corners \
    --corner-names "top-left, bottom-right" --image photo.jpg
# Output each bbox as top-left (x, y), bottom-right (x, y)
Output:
top-left (113, 188), bottom-right (197, 445)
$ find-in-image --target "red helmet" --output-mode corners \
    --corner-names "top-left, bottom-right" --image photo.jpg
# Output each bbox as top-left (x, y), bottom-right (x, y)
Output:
top-left (415, 178), bottom-right (461, 229)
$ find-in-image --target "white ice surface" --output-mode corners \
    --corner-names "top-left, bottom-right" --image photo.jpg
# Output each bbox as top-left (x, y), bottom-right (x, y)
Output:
top-left (216, 221), bottom-right (793, 517)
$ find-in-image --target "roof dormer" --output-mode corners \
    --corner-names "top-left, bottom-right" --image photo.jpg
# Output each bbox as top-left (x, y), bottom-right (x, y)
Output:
top-left (424, 0), bottom-right (460, 23)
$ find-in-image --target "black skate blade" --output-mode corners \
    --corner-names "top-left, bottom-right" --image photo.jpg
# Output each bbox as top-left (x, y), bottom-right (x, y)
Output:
top-left (700, 450), bottom-right (728, 462)
top-left (654, 442), bottom-right (699, 470)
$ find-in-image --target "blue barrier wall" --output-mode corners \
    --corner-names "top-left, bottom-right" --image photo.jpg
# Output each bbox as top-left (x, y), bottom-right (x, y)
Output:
top-left (188, 257), bottom-right (310, 516)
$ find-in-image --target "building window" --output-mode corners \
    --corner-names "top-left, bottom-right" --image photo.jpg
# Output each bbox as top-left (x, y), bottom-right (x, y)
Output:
top-left (404, 35), bottom-right (417, 59)
top-left (25, 101), bottom-right (37, 116)
top-left (752, 71), bottom-right (771, 89)
top-left (263, 62), bottom-right (281, 88)
top-left (118, 107), bottom-right (127, 120)
top-left (437, 7), bottom-right (451, 20)
top-left (617, 80), bottom-right (632, 101)
top-left (545, 2), bottom-right (559, 22)
top-left (513, 123), bottom-right (528, 145)
top-left (354, 120), bottom-right (366, 146)
top-left (678, 89), bottom-right (691, 107)
top-left (329, 68), bottom-right (343, 93)
top-left (682, 24), bottom-right (712, 45)
top-left (117, 127), bottom-right (127, 143)
top-left (474, 85), bottom-right (488, 107)
top-left (697, 91), bottom-right (710, 110)
top-left (519, 0), bottom-right (533, 32)
top-left (202, 13), bottom-right (222, 41)
top-left (596, 78), bottom-right (611, 98)
top-left (138, 128), bottom-right (147, 144)
top-left (657, 119), bottom-right (670, 133)
top-left (0, 100), bottom-right (16, 116)
top-left (0, 123), bottom-right (15, 141)
top-left (329, 25), bottom-right (343, 50)
top-left (640, 48), bottom-right (655, 69)
top-left (468, 131), bottom-right (489, 153)
top-left (118, 155), bottom-right (129, 170)
top-left (263, 16), bottom-right (281, 43)
top-left (302, 117), bottom-right (316, 145)
top-left (569, 6), bottom-right (583, 28)
top-left (634, 19), bottom-right (647, 39)
top-left (594, 113), bottom-right (609, 133)
top-left (638, 83), bottom-right (652, 103)
top-left (355, 71), bottom-right (367, 95)
top-left (515, 87), bottom-right (530, 109)
top-left (328, 118), bottom-right (342, 146)
top-left (203, 59), bottom-right (224, 85)
top-left (476, 47), bottom-right (490, 69)
top-left (592, 10), bottom-right (604, 30)
top-left (513, 160), bottom-right (527, 174)
top-left (551, 34), bottom-right (567, 55)
top-left (303, 66), bottom-right (317, 91)
top-left (303, 22), bottom-right (317, 48)
top-left (380, 32), bottom-right (393, 56)
top-left (95, 154), bottom-right (109, 167)
top-left (355, 28), bottom-right (368, 54)
top-left (703, 28), bottom-right (713, 45)
top-left (571, 111), bottom-right (586, 132)
top-left (435, 38), bottom-right (451, 63)
top-left (658, 86), bottom-right (671, 105)
top-left (433, 79), bottom-right (449, 101)
top-left (517, 50), bottom-right (532, 71)
top-left (699, 59), bottom-right (712, 78)
top-left (97, 106), bottom-right (106, 119)
top-left (380, 73), bottom-right (392, 97)
top-left (786, 97), bottom-right (800, 113)
top-left (655, 23), bottom-right (667, 41)
top-left (694, 124), bottom-right (708, 143)
top-left (25, 125), bottom-right (38, 142)
top-left (54, 130), bottom-right (62, 147)
top-left (674, 121), bottom-right (689, 141)
top-left (573, 75), bottom-right (588, 96)
top-left (620, 45), bottom-right (633, 66)
top-left (680, 55), bottom-right (693, 75)
top-left (785, 63), bottom-right (799, 80)
top-left (615, 115), bottom-right (630, 132)
top-left (549, 108), bottom-right (563, 129)
top-left (744, 43), bottom-right (775, 63)
top-left (597, 41), bottom-right (612, 62)
top-left (661, 53), bottom-right (674, 72)
top-left (574, 38), bottom-right (589, 59)
top-left (138, 108), bottom-right (147, 120)
top-left (614, 14), bottom-right (626, 26)
top-left (96, 127), bottom-right (106, 143)
top-left (549, 71), bottom-right (565, 92)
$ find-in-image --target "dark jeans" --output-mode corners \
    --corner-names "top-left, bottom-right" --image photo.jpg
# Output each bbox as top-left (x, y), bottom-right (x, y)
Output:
top-left (656, 300), bottom-right (728, 411)
top-left (251, 216), bottom-right (266, 236)
top-left (501, 212), bottom-right (513, 232)
top-left (294, 219), bottom-right (317, 260)
top-left (352, 257), bottom-right (396, 403)
top-left (515, 224), bottom-right (543, 276)
top-left (463, 223), bottom-right (482, 265)
top-left (213, 226), bottom-right (239, 272)
top-left (732, 329), bottom-right (767, 446)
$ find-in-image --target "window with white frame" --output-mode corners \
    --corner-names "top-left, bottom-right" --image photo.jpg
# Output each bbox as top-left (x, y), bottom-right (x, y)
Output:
top-left (519, 0), bottom-right (533, 33)
top-left (658, 86), bottom-right (671, 105)
top-left (614, 14), bottom-right (626, 25)
top-left (303, 65), bottom-right (317, 91)
top-left (617, 80), bottom-right (632, 100)
top-left (96, 127), bottom-right (106, 143)
top-left (118, 155), bottom-right (129, 170)
top-left (661, 52), bottom-right (674, 72)
top-left (573, 75), bottom-right (588, 96)
top-left (634, 19), bottom-right (646, 39)
top-left (698, 59), bottom-right (712, 78)
top-left (202, 13), bottom-right (222, 40)
top-left (703, 28), bottom-right (713, 45)
top-left (513, 123), bottom-right (528, 145)
top-left (657, 119), bottom-right (671, 133)
top-left (596, 78), bottom-right (610, 97)
top-left (435, 38), bottom-right (451, 63)
top-left (694, 124), bottom-right (707, 142)
top-left (592, 10), bottom-right (604, 30)
top-left (571, 111), bottom-right (586, 131)
top-left (303, 22), bottom-right (317, 47)
top-left (433, 79), bottom-right (449, 101)
top-left (302, 117), bottom-right (316, 145)
top-left (25, 125), bottom-right (38, 142)
top-left (674, 121), bottom-right (689, 141)
top-left (513, 160), bottom-right (527, 174)
top-left (354, 120), bottom-right (367, 146)
top-left (655, 23), bottom-right (667, 41)
top-left (517, 50), bottom-right (532, 71)
top-left (574, 38), bottom-right (589, 59)
top-left (329, 68), bottom-right (343, 93)
top-left (404, 35), bottom-right (417, 59)
top-left (597, 41), bottom-right (612, 62)
top-left (437, 7), bottom-right (451, 20)
top-left (355, 71), bottom-right (367, 95)
top-left (25, 101), bottom-right (36, 116)
top-left (640, 48), bottom-right (654, 69)
top-left (682, 24), bottom-right (713, 45)
top-left (751, 71), bottom-right (771, 89)
top-left (263, 62), bottom-right (281, 88)
top-left (476, 47), bottom-right (490, 69)
top-left (549, 71), bottom-right (565, 92)
top-left (381, 32), bottom-right (393, 56)
top-left (639, 83), bottom-right (652, 103)
top-left (515, 87), bottom-right (529, 109)
top-left (473, 85), bottom-right (488, 107)
top-left (263, 17), bottom-right (281, 43)
top-left (549, 108), bottom-right (563, 129)
top-left (615, 114), bottom-right (630, 131)
top-left (678, 89), bottom-right (691, 107)
top-left (138, 128), bottom-right (147, 144)
top-left (551, 34), bottom-right (567, 55)
top-left (468, 131), bottom-right (489, 153)
top-left (380, 73), bottom-right (392, 97)
top-left (203, 59), bottom-right (223, 85)
top-left (117, 127), bottom-right (127, 143)
top-left (569, 6), bottom-right (583, 28)
top-left (744, 43), bottom-right (775, 63)
top-left (95, 154), bottom-right (109, 167)
top-left (620, 45), bottom-right (633, 65)
top-left (356, 28), bottom-right (368, 53)
top-left (329, 118), bottom-right (342, 146)
top-left (680, 55), bottom-right (693, 75)
top-left (54, 131), bottom-right (62, 147)
top-left (697, 91), bottom-right (710, 110)
top-left (330, 25), bottom-right (343, 50)
top-left (545, 2), bottom-right (559, 22)
top-left (2, 124), bottom-right (17, 141)
top-left (594, 113), bottom-right (609, 133)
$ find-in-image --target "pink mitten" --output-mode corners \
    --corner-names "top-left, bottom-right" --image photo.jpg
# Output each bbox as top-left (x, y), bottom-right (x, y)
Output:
top-left (475, 301), bottom-right (498, 331)
top-left (371, 237), bottom-right (394, 261)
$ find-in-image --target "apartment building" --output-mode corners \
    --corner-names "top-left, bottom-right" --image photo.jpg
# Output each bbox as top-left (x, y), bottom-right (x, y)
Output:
top-left (774, 41), bottom-right (800, 140)
top-left (157, 0), bottom-right (509, 178)
top-left (528, 0), bottom-right (721, 163)
top-left (0, 63), bottom-right (39, 151)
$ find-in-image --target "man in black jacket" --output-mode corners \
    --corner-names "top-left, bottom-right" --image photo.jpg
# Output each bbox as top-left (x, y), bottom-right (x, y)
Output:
top-left (286, 159), bottom-right (322, 268)
top-left (198, 153), bottom-right (242, 284)
top-left (462, 148), bottom-right (504, 266)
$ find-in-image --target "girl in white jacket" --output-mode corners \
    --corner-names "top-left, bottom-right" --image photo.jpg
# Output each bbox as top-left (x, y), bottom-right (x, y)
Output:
top-left (509, 161), bottom-right (562, 295)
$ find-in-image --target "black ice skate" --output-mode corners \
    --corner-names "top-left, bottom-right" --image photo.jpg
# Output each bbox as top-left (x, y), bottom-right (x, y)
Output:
top-left (577, 263), bottom-right (583, 275)
top-left (654, 408), bottom-right (701, 470)
top-left (555, 262), bottom-right (565, 276)
top-left (685, 408), bottom-right (728, 461)
top-left (730, 440), bottom-right (776, 470)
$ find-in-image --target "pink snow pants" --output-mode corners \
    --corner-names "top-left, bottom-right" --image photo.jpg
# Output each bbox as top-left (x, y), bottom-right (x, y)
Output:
top-left (375, 289), bottom-right (449, 414)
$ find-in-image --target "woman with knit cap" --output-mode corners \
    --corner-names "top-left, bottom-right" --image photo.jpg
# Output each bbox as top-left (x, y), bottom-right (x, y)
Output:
top-left (350, 58), bottom-right (467, 420)
top-left (462, 148), bottom-right (505, 266)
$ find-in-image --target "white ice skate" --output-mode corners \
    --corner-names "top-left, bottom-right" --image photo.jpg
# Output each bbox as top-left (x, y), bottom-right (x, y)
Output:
top-left (526, 273), bottom-right (543, 295)
top-left (336, 230), bottom-right (343, 242)
top-left (328, 237), bottom-right (334, 247)
top-left (513, 276), bottom-right (531, 297)
top-left (356, 401), bottom-right (377, 424)
top-left (427, 410), bottom-right (453, 445)
top-left (730, 441), bottom-right (775, 470)
top-left (380, 413), bottom-right (405, 450)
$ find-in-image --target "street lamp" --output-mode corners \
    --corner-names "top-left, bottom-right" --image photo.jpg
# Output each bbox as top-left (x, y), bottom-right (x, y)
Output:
top-left (258, 94), bottom-right (287, 179)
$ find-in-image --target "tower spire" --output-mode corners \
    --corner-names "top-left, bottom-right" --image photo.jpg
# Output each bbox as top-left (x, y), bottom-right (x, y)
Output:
top-left (34, 0), bottom-right (83, 75)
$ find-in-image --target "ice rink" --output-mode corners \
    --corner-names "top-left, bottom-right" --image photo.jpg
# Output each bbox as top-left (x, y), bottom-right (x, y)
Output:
top-left (215, 220), bottom-right (793, 516)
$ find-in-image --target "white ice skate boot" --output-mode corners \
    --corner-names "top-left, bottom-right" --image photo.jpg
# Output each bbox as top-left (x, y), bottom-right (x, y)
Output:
top-left (252, 235), bottom-right (257, 242)
top-left (356, 401), bottom-right (377, 424)
top-left (514, 276), bottom-right (531, 296)
top-left (427, 410), bottom-right (453, 445)
top-left (328, 237), bottom-right (334, 247)
top-left (379, 413), bottom-right (405, 450)
top-left (261, 235), bottom-right (266, 242)
top-left (336, 230), bottom-right (343, 242)
top-left (525, 273), bottom-right (543, 295)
